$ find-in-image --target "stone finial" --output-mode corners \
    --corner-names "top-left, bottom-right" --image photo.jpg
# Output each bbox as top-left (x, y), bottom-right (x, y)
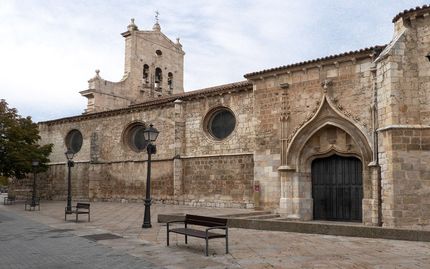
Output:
top-left (153, 22), bottom-right (161, 31)
top-left (90, 69), bottom-right (101, 80)
top-left (127, 18), bottom-right (138, 31)
top-left (176, 37), bottom-right (182, 48)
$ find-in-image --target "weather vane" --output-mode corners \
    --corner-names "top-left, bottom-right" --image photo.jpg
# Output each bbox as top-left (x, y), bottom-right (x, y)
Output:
top-left (155, 10), bottom-right (159, 24)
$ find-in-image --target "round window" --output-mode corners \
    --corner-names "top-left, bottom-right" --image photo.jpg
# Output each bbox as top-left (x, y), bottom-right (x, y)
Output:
top-left (206, 108), bottom-right (236, 140)
top-left (65, 129), bottom-right (83, 153)
top-left (155, 49), bottom-right (162, 56)
top-left (124, 123), bottom-right (148, 152)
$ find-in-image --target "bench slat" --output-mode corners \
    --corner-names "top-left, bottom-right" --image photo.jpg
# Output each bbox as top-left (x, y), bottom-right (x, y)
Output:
top-left (169, 228), bottom-right (226, 239)
top-left (185, 214), bottom-right (227, 227)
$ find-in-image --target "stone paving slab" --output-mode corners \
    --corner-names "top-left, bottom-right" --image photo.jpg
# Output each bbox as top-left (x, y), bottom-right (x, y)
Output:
top-left (1, 196), bottom-right (430, 268)
top-left (0, 210), bottom-right (160, 269)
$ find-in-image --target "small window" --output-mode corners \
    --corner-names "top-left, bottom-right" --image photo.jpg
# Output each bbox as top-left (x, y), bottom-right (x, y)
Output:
top-left (205, 107), bottom-right (236, 140)
top-left (155, 67), bottom-right (162, 83)
top-left (156, 50), bottom-right (162, 56)
top-left (168, 72), bottom-right (173, 90)
top-left (124, 123), bottom-right (148, 152)
top-left (65, 129), bottom-right (83, 153)
top-left (143, 64), bottom-right (149, 82)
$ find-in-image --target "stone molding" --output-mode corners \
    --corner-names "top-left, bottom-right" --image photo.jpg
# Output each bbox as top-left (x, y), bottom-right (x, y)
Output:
top-left (377, 125), bottom-right (430, 132)
top-left (286, 94), bottom-right (373, 171)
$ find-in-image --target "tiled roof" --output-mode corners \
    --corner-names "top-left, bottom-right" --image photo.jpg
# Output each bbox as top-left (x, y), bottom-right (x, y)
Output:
top-left (39, 81), bottom-right (252, 125)
top-left (244, 45), bottom-right (386, 78)
top-left (129, 81), bottom-right (251, 108)
top-left (392, 5), bottom-right (430, 23)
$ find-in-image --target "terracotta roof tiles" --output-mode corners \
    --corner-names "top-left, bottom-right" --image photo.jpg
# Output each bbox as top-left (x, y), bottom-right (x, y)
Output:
top-left (392, 5), bottom-right (430, 23)
top-left (244, 45), bottom-right (386, 78)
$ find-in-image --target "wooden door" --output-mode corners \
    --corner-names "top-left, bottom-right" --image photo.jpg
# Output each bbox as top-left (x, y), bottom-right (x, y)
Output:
top-left (312, 155), bottom-right (362, 221)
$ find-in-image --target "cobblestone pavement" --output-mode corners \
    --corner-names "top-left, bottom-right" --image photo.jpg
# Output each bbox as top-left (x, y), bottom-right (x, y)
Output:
top-left (0, 210), bottom-right (160, 269)
top-left (1, 196), bottom-right (430, 269)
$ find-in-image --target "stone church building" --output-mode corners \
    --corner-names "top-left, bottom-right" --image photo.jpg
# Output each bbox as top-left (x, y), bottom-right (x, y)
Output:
top-left (35, 6), bottom-right (430, 229)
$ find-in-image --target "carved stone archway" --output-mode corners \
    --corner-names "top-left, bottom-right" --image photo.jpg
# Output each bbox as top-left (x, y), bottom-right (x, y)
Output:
top-left (278, 95), bottom-right (379, 225)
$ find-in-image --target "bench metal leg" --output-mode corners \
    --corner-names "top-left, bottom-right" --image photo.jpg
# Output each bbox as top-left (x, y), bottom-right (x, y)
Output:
top-left (226, 229), bottom-right (229, 254)
top-left (184, 223), bottom-right (187, 244)
top-left (167, 231), bottom-right (169, 246)
top-left (205, 238), bottom-right (209, 256)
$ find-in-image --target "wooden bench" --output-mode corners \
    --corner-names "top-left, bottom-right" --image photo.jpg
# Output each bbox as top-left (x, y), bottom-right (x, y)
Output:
top-left (65, 203), bottom-right (90, 222)
top-left (25, 197), bottom-right (40, 211)
top-left (166, 214), bottom-right (229, 256)
top-left (3, 195), bottom-right (16, 205)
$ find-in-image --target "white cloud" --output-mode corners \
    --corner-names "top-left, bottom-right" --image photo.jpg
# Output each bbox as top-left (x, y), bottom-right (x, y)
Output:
top-left (0, 0), bottom-right (428, 121)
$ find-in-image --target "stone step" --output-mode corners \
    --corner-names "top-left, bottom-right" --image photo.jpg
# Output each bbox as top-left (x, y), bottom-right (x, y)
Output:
top-left (158, 213), bottom-right (430, 242)
top-left (245, 214), bottom-right (281, 220)
top-left (216, 211), bottom-right (272, 218)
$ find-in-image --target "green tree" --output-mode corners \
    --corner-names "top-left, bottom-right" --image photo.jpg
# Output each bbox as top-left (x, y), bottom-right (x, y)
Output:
top-left (0, 99), bottom-right (53, 179)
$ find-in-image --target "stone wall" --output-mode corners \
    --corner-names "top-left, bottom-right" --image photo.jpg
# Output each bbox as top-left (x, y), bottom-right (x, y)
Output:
top-left (182, 89), bottom-right (254, 156)
top-left (182, 154), bottom-right (254, 208)
top-left (376, 14), bottom-right (430, 228)
top-left (36, 86), bottom-right (256, 206)
top-left (88, 160), bottom-right (173, 202)
top-left (379, 128), bottom-right (430, 229)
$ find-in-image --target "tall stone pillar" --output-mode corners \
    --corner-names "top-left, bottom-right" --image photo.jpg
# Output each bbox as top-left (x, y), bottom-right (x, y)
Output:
top-left (279, 166), bottom-right (312, 220)
top-left (173, 99), bottom-right (185, 197)
top-left (361, 163), bottom-right (381, 226)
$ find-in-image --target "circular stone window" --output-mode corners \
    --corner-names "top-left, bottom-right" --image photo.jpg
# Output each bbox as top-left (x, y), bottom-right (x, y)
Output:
top-left (124, 123), bottom-right (148, 152)
top-left (65, 129), bottom-right (83, 153)
top-left (205, 107), bottom-right (236, 140)
top-left (155, 49), bottom-right (162, 56)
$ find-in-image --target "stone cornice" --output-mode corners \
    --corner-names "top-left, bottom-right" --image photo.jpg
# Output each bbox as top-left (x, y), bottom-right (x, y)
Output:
top-left (377, 125), bottom-right (430, 132)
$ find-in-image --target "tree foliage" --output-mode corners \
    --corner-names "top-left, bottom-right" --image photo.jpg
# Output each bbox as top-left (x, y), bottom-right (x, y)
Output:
top-left (0, 99), bottom-right (53, 179)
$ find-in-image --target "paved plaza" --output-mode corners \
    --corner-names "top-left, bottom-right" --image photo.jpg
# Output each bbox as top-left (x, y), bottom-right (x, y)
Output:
top-left (1, 196), bottom-right (430, 268)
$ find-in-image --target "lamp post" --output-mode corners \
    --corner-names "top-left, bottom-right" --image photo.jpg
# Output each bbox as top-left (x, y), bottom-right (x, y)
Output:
top-left (31, 160), bottom-right (39, 208)
top-left (65, 149), bottom-right (75, 213)
top-left (142, 124), bottom-right (159, 228)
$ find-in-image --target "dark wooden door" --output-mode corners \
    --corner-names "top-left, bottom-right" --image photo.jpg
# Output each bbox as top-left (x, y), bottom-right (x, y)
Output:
top-left (312, 155), bottom-right (362, 221)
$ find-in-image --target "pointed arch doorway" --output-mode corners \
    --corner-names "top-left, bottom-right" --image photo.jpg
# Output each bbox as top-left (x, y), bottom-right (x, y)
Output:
top-left (312, 154), bottom-right (363, 221)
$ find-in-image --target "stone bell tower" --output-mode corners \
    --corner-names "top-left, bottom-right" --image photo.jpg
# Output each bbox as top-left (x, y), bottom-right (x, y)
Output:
top-left (80, 13), bottom-right (185, 113)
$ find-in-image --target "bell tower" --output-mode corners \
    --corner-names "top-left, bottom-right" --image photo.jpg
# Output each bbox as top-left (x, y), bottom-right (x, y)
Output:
top-left (80, 13), bottom-right (185, 113)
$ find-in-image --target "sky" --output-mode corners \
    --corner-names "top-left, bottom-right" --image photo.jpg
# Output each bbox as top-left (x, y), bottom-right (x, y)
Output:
top-left (0, 0), bottom-right (428, 122)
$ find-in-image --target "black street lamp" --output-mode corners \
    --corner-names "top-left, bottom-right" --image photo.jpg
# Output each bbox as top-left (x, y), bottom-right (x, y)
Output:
top-left (65, 149), bottom-right (75, 213)
top-left (30, 160), bottom-right (39, 208)
top-left (142, 124), bottom-right (159, 228)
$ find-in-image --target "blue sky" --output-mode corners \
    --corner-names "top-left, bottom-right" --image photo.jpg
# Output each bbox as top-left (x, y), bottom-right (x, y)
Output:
top-left (0, 0), bottom-right (428, 122)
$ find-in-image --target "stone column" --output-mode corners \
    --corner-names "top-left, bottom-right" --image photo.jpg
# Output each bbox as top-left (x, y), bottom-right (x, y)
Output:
top-left (278, 166), bottom-right (313, 220)
top-left (362, 162), bottom-right (381, 226)
top-left (173, 99), bottom-right (185, 197)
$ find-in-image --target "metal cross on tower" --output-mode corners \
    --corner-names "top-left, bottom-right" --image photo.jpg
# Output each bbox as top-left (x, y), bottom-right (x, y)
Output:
top-left (155, 11), bottom-right (159, 23)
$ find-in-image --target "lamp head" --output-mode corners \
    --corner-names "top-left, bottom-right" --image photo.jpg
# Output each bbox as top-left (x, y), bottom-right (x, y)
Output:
top-left (65, 149), bottom-right (75, 161)
top-left (32, 160), bottom-right (39, 167)
top-left (143, 124), bottom-right (159, 143)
